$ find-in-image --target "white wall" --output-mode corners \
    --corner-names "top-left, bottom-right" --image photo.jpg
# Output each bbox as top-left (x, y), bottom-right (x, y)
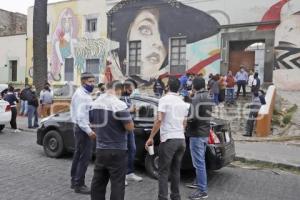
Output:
top-left (0, 34), bottom-right (27, 84)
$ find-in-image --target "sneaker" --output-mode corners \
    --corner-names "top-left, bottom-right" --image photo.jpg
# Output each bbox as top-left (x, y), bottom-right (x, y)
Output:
top-left (186, 181), bottom-right (198, 189)
top-left (14, 129), bottom-right (21, 133)
top-left (125, 180), bottom-right (128, 186)
top-left (189, 191), bottom-right (208, 199)
top-left (126, 173), bottom-right (143, 182)
top-left (74, 185), bottom-right (90, 195)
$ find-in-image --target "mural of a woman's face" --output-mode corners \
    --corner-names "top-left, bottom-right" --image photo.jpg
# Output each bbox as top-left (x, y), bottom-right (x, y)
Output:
top-left (128, 9), bottom-right (167, 79)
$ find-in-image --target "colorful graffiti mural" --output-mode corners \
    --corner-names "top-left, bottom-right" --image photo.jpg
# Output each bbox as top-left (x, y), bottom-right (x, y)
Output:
top-left (108, 0), bottom-right (220, 82)
top-left (50, 8), bottom-right (79, 81)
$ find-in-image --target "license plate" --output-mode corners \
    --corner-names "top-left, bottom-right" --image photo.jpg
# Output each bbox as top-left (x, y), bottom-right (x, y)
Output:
top-left (225, 131), bottom-right (230, 143)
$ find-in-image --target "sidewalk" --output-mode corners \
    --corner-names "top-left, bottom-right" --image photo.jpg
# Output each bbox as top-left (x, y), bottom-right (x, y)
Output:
top-left (235, 141), bottom-right (300, 170)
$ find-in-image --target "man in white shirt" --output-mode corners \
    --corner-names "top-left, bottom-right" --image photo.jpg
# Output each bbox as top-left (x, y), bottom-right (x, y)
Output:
top-left (70, 72), bottom-right (96, 194)
top-left (145, 77), bottom-right (190, 200)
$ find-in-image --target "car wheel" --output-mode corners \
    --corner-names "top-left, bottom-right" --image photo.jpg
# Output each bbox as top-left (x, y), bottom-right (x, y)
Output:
top-left (0, 125), bottom-right (4, 132)
top-left (43, 130), bottom-right (64, 158)
top-left (145, 153), bottom-right (159, 179)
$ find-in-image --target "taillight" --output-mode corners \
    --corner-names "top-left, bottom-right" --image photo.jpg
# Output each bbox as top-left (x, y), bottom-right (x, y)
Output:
top-left (5, 105), bottom-right (11, 112)
top-left (208, 129), bottom-right (220, 144)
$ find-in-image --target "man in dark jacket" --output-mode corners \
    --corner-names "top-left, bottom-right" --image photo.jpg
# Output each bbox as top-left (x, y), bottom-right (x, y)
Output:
top-left (187, 77), bottom-right (212, 199)
top-left (27, 86), bottom-right (39, 128)
top-left (153, 77), bottom-right (165, 97)
top-left (4, 85), bottom-right (20, 132)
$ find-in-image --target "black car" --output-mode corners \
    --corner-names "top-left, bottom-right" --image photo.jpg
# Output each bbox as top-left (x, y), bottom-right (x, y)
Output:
top-left (37, 95), bottom-right (235, 178)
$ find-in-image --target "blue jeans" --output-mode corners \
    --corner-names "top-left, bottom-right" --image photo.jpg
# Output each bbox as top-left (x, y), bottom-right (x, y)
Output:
top-left (213, 93), bottom-right (219, 105)
top-left (189, 137), bottom-right (208, 193)
top-left (27, 105), bottom-right (38, 128)
top-left (71, 126), bottom-right (92, 186)
top-left (127, 132), bottom-right (136, 174)
top-left (226, 88), bottom-right (235, 103)
top-left (20, 100), bottom-right (28, 115)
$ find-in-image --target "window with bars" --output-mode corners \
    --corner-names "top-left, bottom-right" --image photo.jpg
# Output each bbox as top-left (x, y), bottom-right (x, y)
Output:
top-left (128, 41), bottom-right (141, 75)
top-left (65, 58), bottom-right (74, 81)
top-left (86, 18), bottom-right (97, 32)
top-left (86, 59), bottom-right (100, 83)
top-left (170, 37), bottom-right (187, 74)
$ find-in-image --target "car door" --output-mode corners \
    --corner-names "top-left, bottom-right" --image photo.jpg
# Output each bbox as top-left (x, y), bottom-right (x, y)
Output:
top-left (131, 99), bottom-right (157, 161)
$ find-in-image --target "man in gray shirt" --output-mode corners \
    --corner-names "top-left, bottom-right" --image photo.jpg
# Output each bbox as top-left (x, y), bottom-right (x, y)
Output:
top-left (90, 80), bottom-right (134, 200)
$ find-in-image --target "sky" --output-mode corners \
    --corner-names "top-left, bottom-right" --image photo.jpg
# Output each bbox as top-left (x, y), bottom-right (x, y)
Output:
top-left (0, 0), bottom-right (65, 14)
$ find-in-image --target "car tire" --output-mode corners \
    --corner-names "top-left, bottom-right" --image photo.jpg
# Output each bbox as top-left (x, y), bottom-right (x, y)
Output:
top-left (0, 125), bottom-right (4, 132)
top-left (145, 153), bottom-right (159, 179)
top-left (43, 130), bottom-right (64, 158)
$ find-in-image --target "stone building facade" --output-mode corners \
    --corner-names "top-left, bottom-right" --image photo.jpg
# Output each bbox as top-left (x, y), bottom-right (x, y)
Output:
top-left (0, 9), bottom-right (26, 36)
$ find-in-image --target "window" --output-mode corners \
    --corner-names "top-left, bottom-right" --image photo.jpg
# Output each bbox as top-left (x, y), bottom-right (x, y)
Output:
top-left (131, 99), bottom-right (157, 120)
top-left (9, 60), bottom-right (17, 82)
top-left (86, 18), bottom-right (97, 32)
top-left (86, 59), bottom-right (100, 83)
top-left (170, 37), bottom-right (187, 74)
top-left (128, 41), bottom-right (141, 75)
top-left (65, 58), bottom-right (74, 81)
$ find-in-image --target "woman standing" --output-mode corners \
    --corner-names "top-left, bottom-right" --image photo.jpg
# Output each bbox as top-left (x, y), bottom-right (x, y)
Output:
top-left (4, 85), bottom-right (20, 132)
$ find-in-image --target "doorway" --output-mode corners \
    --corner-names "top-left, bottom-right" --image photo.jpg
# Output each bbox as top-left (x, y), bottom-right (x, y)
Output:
top-left (9, 60), bottom-right (17, 82)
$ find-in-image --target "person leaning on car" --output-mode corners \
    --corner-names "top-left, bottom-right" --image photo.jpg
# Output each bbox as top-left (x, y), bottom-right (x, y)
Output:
top-left (70, 72), bottom-right (96, 195)
top-left (186, 77), bottom-right (213, 200)
top-left (89, 80), bottom-right (134, 200)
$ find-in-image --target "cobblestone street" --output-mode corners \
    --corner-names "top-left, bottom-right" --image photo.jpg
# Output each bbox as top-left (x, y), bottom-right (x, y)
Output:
top-left (0, 127), bottom-right (300, 200)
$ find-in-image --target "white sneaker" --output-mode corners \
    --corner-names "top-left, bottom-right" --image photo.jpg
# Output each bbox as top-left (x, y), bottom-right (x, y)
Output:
top-left (125, 180), bottom-right (128, 186)
top-left (14, 129), bottom-right (21, 133)
top-left (126, 173), bottom-right (143, 182)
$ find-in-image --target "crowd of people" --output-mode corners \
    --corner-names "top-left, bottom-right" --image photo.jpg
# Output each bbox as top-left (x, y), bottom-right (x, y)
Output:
top-left (70, 72), bottom-right (212, 200)
top-left (0, 83), bottom-right (54, 131)
top-left (0, 67), bottom-right (267, 200)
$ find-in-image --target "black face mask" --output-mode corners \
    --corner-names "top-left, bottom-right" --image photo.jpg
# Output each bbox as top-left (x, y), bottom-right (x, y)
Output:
top-left (123, 91), bottom-right (131, 96)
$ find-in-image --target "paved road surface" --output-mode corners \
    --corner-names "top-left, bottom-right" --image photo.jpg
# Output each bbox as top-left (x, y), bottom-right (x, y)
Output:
top-left (0, 128), bottom-right (300, 200)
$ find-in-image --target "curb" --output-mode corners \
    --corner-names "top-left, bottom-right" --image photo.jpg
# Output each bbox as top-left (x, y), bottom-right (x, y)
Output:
top-left (234, 136), bottom-right (300, 143)
top-left (234, 156), bottom-right (300, 173)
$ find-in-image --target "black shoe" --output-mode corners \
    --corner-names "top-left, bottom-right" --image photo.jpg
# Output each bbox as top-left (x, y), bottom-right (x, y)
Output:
top-left (189, 191), bottom-right (208, 199)
top-left (74, 185), bottom-right (91, 194)
top-left (70, 184), bottom-right (75, 189)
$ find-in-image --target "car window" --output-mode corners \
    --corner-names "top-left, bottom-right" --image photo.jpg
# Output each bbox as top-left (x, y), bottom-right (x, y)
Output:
top-left (131, 99), bottom-right (157, 120)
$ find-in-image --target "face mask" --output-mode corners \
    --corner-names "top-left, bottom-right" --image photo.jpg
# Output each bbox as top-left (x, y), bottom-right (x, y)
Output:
top-left (83, 84), bottom-right (94, 93)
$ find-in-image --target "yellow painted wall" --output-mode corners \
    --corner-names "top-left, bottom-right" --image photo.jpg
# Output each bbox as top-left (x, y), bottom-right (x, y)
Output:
top-left (27, 0), bottom-right (108, 85)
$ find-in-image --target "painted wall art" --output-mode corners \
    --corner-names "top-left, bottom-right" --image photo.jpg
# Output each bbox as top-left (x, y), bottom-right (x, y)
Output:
top-left (108, 0), bottom-right (220, 83)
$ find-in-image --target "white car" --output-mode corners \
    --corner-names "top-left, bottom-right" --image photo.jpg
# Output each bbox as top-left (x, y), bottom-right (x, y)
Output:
top-left (0, 99), bottom-right (11, 132)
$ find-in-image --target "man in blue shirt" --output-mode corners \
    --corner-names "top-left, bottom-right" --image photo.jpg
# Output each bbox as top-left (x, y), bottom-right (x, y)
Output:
top-left (235, 66), bottom-right (248, 98)
top-left (90, 80), bottom-right (134, 200)
top-left (70, 72), bottom-right (96, 194)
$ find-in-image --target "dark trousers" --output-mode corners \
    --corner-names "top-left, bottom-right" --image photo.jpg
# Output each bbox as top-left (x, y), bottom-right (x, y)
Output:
top-left (91, 149), bottom-right (128, 200)
top-left (27, 105), bottom-right (38, 128)
top-left (127, 132), bottom-right (136, 174)
top-left (219, 89), bottom-right (225, 102)
top-left (245, 111), bottom-right (258, 136)
top-left (10, 107), bottom-right (17, 129)
top-left (158, 139), bottom-right (186, 200)
top-left (70, 126), bottom-right (92, 187)
top-left (237, 80), bottom-right (247, 98)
